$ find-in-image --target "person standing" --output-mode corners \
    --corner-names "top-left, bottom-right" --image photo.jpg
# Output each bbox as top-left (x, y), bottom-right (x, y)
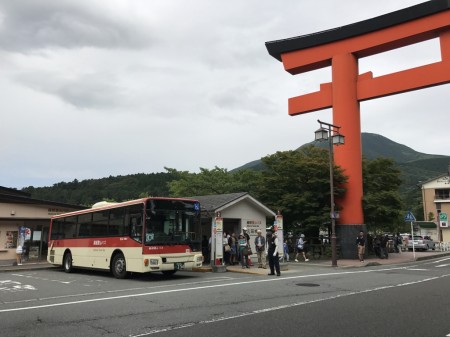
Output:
top-left (283, 239), bottom-right (290, 262)
top-left (380, 234), bottom-right (389, 259)
top-left (254, 229), bottom-right (266, 268)
top-left (238, 233), bottom-right (250, 269)
top-left (267, 232), bottom-right (280, 276)
top-left (242, 227), bottom-right (252, 266)
top-left (356, 231), bottom-right (365, 262)
top-left (229, 232), bottom-right (238, 265)
top-left (16, 244), bottom-right (23, 266)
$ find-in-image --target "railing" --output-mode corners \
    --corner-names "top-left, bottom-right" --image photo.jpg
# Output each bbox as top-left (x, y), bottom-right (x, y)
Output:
top-left (436, 242), bottom-right (450, 251)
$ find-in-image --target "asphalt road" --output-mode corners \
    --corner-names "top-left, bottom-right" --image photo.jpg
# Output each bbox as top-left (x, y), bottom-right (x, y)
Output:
top-left (1, 257), bottom-right (450, 337)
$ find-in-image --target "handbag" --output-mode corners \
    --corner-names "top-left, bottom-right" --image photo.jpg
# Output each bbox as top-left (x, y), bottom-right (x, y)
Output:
top-left (224, 244), bottom-right (231, 252)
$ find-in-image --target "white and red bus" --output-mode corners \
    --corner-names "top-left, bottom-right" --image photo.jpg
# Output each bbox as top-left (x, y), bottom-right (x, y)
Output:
top-left (47, 197), bottom-right (203, 278)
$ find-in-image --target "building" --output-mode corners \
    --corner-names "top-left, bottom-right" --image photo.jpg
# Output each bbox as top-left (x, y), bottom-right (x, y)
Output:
top-left (420, 165), bottom-right (450, 241)
top-left (192, 192), bottom-right (276, 263)
top-left (0, 187), bottom-right (86, 262)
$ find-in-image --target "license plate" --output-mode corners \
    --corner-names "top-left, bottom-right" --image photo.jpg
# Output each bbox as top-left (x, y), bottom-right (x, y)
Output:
top-left (174, 262), bottom-right (185, 270)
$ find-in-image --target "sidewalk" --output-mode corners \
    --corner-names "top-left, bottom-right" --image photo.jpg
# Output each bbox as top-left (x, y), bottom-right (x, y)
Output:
top-left (1, 250), bottom-right (450, 274)
top-left (198, 250), bottom-right (450, 275)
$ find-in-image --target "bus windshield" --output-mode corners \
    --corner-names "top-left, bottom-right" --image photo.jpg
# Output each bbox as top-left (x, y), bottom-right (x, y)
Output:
top-left (144, 199), bottom-right (200, 248)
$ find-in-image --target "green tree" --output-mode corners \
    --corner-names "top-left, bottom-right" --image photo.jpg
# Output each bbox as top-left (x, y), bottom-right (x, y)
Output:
top-left (362, 158), bottom-right (404, 233)
top-left (256, 146), bottom-right (347, 236)
top-left (165, 166), bottom-right (262, 197)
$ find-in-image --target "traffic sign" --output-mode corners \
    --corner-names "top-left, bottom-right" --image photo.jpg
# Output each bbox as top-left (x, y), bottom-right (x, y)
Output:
top-left (439, 212), bottom-right (448, 227)
top-left (404, 211), bottom-right (416, 222)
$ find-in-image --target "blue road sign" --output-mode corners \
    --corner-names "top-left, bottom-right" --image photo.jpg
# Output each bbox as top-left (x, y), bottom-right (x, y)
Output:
top-left (404, 211), bottom-right (416, 222)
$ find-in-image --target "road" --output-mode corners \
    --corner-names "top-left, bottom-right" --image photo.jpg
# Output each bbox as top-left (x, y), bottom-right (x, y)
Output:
top-left (1, 257), bottom-right (450, 337)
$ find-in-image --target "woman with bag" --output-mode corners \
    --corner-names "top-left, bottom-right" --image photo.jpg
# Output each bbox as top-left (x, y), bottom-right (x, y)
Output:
top-left (238, 233), bottom-right (250, 269)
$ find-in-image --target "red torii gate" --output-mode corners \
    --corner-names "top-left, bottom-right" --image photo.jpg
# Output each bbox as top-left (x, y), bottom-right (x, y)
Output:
top-left (266, 0), bottom-right (450, 257)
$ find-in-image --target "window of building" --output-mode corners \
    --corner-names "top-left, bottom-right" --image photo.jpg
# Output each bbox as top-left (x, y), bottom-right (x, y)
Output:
top-left (435, 189), bottom-right (450, 200)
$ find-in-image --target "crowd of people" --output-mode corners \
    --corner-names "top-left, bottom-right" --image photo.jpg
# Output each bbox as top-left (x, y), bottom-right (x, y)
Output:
top-left (202, 230), bottom-right (317, 277)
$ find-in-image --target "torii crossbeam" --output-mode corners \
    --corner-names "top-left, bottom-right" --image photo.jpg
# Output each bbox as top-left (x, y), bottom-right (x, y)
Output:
top-left (266, 0), bottom-right (450, 257)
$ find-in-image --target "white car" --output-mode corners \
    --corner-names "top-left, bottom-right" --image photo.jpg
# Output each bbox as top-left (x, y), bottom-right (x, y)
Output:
top-left (407, 235), bottom-right (436, 251)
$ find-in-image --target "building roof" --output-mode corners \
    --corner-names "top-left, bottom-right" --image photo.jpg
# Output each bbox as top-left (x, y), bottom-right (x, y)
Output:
top-left (0, 186), bottom-right (86, 210)
top-left (190, 192), bottom-right (276, 217)
top-left (265, 0), bottom-right (450, 61)
top-left (413, 221), bottom-right (438, 228)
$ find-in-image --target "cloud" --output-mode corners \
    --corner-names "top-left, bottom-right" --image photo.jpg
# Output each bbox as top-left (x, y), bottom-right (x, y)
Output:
top-left (1, 0), bottom-right (448, 189)
top-left (0, 0), bottom-right (153, 52)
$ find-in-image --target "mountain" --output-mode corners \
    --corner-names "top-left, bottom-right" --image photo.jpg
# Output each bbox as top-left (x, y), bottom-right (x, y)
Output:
top-left (232, 133), bottom-right (450, 206)
top-left (234, 133), bottom-right (447, 171)
top-left (21, 133), bottom-right (449, 208)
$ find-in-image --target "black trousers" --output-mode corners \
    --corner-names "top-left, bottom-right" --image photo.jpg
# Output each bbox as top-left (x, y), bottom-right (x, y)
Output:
top-left (268, 251), bottom-right (280, 275)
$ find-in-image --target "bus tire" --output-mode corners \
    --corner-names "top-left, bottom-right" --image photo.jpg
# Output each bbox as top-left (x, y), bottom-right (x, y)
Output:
top-left (162, 270), bottom-right (177, 276)
top-left (63, 252), bottom-right (73, 273)
top-left (111, 253), bottom-right (128, 279)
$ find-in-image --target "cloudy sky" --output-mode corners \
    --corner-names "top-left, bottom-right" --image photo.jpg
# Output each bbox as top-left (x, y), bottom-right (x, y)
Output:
top-left (1, 0), bottom-right (448, 189)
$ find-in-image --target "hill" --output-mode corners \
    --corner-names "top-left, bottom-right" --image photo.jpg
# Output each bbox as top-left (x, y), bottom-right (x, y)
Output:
top-left (21, 133), bottom-right (449, 207)
top-left (232, 133), bottom-right (450, 208)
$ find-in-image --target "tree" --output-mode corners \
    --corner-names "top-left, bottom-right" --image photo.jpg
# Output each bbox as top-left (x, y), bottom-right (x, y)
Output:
top-left (256, 146), bottom-right (347, 236)
top-left (362, 158), bottom-right (404, 233)
top-left (165, 166), bottom-right (262, 197)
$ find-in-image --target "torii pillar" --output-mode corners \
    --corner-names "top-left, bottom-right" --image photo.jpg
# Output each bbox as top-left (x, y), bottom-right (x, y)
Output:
top-left (266, 0), bottom-right (450, 258)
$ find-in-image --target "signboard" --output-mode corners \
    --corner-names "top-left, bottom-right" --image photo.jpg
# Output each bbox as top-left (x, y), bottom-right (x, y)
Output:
top-left (215, 217), bottom-right (223, 259)
top-left (439, 212), bottom-right (448, 228)
top-left (404, 211), bottom-right (416, 222)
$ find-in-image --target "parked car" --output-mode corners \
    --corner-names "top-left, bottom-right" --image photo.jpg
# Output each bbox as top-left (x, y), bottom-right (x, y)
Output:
top-left (407, 235), bottom-right (436, 251)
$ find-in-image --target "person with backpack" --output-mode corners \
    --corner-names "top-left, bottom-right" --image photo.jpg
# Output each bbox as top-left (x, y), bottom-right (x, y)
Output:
top-left (295, 234), bottom-right (309, 262)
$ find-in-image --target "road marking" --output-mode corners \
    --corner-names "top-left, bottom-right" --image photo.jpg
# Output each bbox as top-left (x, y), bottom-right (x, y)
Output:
top-left (405, 268), bottom-right (429, 271)
top-left (0, 276), bottom-right (233, 305)
top-left (435, 264), bottom-right (450, 268)
top-left (0, 280), bottom-right (36, 293)
top-left (12, 273), bottom-right (74, 284)
top-left (0, 267), bottom-right (444, 314)
top-left (430, 257), bottom-right (450, 264)
top-left (128, 273), bottom-right (450, 337)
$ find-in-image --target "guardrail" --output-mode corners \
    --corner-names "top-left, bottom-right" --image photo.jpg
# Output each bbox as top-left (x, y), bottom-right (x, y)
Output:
top-left (436, 242), bottom-right (450, 251)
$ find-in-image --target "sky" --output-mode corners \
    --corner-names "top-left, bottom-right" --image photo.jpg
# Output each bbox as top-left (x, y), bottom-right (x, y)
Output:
top-left (1, 0), bottom-right (448, 189)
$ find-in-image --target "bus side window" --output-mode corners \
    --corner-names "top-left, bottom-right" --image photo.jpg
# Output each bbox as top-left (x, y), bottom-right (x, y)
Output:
top-left (130, 216), bottom-right (142, 242)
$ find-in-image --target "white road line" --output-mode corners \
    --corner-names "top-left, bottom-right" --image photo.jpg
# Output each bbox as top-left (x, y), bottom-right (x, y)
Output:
top-left (406, 268), bottom-right (429, 271)
top-left (128, 273), bottom-right (450, 337)
top-left (435, 264), bottom-right (450, 268)
top-left (430, 257), bottom-right (450, 264)
top-left (0, 267), bottom-right (440, 314)
top-left (0, 277), bottom-right (234, 305)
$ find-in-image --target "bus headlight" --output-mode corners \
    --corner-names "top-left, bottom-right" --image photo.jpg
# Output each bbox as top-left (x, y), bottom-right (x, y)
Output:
top-left (196, 256), bottom-right (203, 262)
top-left (149, 259), bottom-right (159, 265)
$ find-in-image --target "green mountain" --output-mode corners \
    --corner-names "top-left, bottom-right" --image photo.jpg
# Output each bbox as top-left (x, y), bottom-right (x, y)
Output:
top-left (232, 132), bottom-right (450, 173)
top-left (21, 133), bottom-right (449, 209)
top-left (233, 132), bottom-right (450, 209)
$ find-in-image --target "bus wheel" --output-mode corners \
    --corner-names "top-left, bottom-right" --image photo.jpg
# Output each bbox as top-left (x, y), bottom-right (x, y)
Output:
top-left (112, 254), bottom-right (128, 279)
top-left (63, 252), bottom-right (73, 273)
top-left (162, 270), bottom-right (177, 276)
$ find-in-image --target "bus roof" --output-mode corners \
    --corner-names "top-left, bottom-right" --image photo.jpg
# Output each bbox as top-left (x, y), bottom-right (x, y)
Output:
top-left (50, 197), bottom-right (200, 219)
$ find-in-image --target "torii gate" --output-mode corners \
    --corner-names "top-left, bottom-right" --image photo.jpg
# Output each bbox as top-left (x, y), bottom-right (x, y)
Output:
top-left (266, 0), bottom-right (450, 257)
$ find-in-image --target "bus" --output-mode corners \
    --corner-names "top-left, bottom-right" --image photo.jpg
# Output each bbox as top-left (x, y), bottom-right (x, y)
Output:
top-left (47, 197), bottom-right (203, 278)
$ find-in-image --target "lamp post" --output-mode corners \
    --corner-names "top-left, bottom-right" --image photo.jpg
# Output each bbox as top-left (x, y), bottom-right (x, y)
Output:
top-left (314, 119), bottom-right (345, 267)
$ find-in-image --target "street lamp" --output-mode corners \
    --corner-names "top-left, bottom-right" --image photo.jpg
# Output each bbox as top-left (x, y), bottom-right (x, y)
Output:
top-left (314, 119), bottom-right (345, 267)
